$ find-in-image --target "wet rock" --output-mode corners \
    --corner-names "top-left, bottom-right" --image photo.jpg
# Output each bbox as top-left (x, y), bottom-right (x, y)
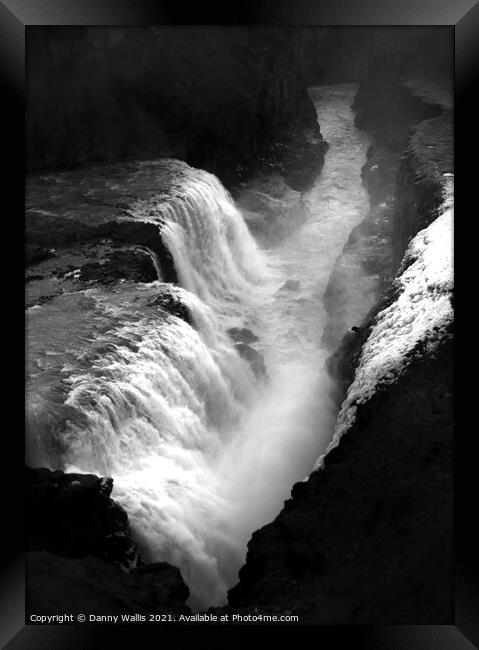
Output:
top-left (26, 466), bottom-right (192, 617)
top-left (353, 75), bottom-right (443, 151)
top-left (147, 288), bottom-right (191, 323)
top-left (79, 248), bottom-right (158, 284)
top-left (26, 466), bottom-right (139, 568)
top-left (236, 179), bottom-right (310, 244)
top-left (227, 327), bottom-right (259, 344)
top-left (361, 142), bottom-right (401, 206)
top-left (132, 563), bottom-right (190, 609)
top-left (95, 220), bottom-right (177, 284)
top-left (280, 279), bottom-right (300, 292)
top-left (235, 343), bottom-right (267, 380)
top-left (26, 165), bottom-right (179, 287)
top-left (392, 113), bottom-right (453, 269)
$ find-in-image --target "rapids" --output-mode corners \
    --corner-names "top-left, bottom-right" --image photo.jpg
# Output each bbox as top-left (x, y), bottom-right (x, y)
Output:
top-left (26, 84), bottom-right (372, 609)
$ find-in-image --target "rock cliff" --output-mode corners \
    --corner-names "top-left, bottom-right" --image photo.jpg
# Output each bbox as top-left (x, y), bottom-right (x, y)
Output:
top-left (227, 75), bottom-right (454, 623)
top-left (27, 28), bottom-right (325, 193)
top-left (26, 467), bottom-right (191, 617)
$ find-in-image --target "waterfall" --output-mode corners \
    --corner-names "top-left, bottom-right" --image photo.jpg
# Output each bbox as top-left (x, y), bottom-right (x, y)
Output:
top-left (27, 159), bottom-right (272, 609)
top-left (27, 85), bottom-right (373, 611)
top-left (127, 160), bottom-right (268, 311)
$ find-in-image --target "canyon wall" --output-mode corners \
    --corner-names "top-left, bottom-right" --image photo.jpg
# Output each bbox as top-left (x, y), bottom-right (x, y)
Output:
top-left (227, 76), bottom-right (453, 623)
top-left (27, 27), bottom-right (325, 192)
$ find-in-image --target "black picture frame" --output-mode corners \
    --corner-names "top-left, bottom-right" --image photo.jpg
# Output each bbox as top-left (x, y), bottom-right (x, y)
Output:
top-left (2, 1), bottom-right (475, 647)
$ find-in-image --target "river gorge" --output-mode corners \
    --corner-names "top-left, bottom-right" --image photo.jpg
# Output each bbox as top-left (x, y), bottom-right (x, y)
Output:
top-left (25, 27), bottom-right (453, 624)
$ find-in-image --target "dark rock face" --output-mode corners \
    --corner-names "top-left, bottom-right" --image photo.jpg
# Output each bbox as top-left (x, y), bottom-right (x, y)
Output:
top-left (228, 336), bottom-right (453, 623)
top-left (25, 226), bottom-right (174, 308)
top-left (361, 143), bottom-right (400, 207)
top-left (319, 135), bottom-right (397, 352)
top-left (325, 284), bottom-right (400, 409)
top-left (324, 76), bottom-right (453, 399)
top-left (321, 201), bottom-right (394, 352)
top-left (227, 327), bottom-right (260, 345)
top-left (233, 91), bottom-right (327, 244)
top-left (147, 288), bottom-right (191, 323)
top-left (27, 553), bottom-right (190, 617)
top-left (26, 466), bottom-right (139, 568)
top-left (26, 210), bottom-right (176, 283)
top-left (253, 89), bottom-right (328, 194)
top-left (79, 248), bottom-right (158, 284)
top-left (236, 179), bottom-right (306, 244)
top-left (133, 563), bottom-right (190, 608)
top-left (352, 76), bottom-right (443, 151)
top-left (321, 78), bottom-right (452, 353)
top-left (352, 70), bottom-right (453, 272)
top-left (235, 343), bottom-right (267, 380)
top-left (281, 280), bottom-right (300, 292)
top-left (25, 161), bottom-right (183, 308)
top-left (26, 467), bottom-right (191, 617)
top-left (392, 113), bottom-right (453, 269)
top-left (27, 28), bottom-right (320, 188)
top-left (94, 220), bottom-right (177, 283)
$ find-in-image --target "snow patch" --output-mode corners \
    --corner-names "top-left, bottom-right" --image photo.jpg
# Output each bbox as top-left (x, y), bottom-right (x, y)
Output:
top-left (316, 177), bottom-right (453, 469)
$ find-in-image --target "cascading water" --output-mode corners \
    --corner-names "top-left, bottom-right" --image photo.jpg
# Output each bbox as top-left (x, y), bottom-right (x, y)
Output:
top-left (26, 84), bottom-right (372, 609)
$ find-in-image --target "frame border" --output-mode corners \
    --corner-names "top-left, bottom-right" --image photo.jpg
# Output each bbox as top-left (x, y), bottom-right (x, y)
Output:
top-left (3, 1), bottom-right (475, 647)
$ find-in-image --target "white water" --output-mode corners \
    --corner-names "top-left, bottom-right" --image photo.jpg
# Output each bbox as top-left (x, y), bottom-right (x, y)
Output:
top-left (27, 84), bottom-right (371, 609)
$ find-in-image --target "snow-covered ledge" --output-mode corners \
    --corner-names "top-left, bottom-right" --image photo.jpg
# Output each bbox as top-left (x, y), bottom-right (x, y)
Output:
top-left (316, 174), bottom-right (453, 469)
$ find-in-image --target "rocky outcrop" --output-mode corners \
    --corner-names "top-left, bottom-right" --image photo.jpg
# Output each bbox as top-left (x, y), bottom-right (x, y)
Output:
top-left (25, 160), bottom-right (179, 287)
top-left (78, 248), bottom-right (158, 284)
top-left (25, 160), bottom-right (185, 308)
top-left (324, 75), bottom-right (453, 386)
top-left (392, 113), bottom-right (453, 268)
top-left (26, 466), bottom-right (139, 567)
top-left (27, 553), bottom-right (190, 617)
top-left (147, 287), bottom-right (191, 324)
top-left (226, 327), bottom-right (266, 378)
top-left (228, 334), bottom-right (453, 623)
top-left (322, 77), bottom-right (453, 353)
top-left (260, 88), bottom-right (327, 192)
top-left (234, 342), bottom-right (267, 381)
top-left (352, 75), bottom-right (444, 150)
top-left (227, 327), bottom-right (260, 345)
top-left (321, 202), bottom-right (394, 353)
top-left (26, 467), bottom-right (191, 617)
top-left (233, 92), bottom-right (327, 244)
